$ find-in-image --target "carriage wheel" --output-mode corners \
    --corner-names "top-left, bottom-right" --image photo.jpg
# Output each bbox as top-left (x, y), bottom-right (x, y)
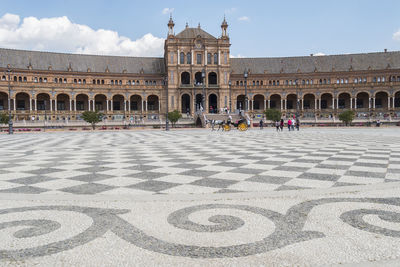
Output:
top-left (224, 124), bottom-right (231, 131)
top-left (238, 123), bottom-right (248, 131)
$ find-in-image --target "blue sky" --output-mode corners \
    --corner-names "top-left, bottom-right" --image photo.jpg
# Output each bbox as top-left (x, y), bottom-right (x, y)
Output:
top-left (1, 0), bottom-right (400, 57)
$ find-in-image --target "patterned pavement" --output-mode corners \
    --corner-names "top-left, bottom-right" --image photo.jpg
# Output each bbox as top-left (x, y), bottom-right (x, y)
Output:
top-left (0, 128), bottom-right (399, 195)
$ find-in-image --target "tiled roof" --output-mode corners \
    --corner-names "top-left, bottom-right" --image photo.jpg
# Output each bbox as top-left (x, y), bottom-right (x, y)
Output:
top-left (175, 27), bottom-right (216, 39)
top-left (230, 51), bottom-right (400, 74)
top-left (0, 48), bottom-right (165, 74)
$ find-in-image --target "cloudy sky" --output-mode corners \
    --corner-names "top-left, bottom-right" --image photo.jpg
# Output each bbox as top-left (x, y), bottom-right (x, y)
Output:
top-left (0, 0), bottom-right (399, 58)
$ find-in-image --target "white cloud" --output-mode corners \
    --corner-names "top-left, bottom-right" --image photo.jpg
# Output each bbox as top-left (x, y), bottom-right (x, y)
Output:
top-left (230, 54), bottom-right (245, 58)
top-left (0, 13), bottom-right (165, 57)
top-left (393, 29), bottom-right (400, 41)
top-left (238, 16), bottom-right (249, 21)
top-left (314, 52), bottom-right (326, 56)
top-left (224, 7), bottom-right (237, 14)
top-left (162, 8), bottom-right (174, 15)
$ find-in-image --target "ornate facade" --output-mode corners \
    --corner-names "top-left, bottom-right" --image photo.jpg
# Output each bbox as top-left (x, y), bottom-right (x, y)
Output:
top-left (1, 17), bottom-right (400, 122)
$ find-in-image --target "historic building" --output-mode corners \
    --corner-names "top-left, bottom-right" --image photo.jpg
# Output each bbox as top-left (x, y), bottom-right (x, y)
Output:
top-left (1, 16), bottom-right (400, 122)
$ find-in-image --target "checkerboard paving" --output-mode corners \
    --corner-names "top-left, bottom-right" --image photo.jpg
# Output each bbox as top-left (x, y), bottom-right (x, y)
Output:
top-left (0, 128), bottom-right (399, 195)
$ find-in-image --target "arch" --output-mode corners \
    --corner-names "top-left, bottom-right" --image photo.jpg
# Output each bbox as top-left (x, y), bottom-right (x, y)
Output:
top-left (320, 93), bottom-right (333, 109)
top-left (181, 94), bottom-right (191, 114)
top-left (195, 94), bottom-right (203, 111)
top-left (356, 92), bottom-right (369, 109)
top-left (356, 91), bottom-right (371, 98)
top-left (208, 93), bottom-right (218, 113)
top-left (208, 72), bottom-right (217, 85)
top-left (130, 94), bottom-right (142, 111)
top-left (15, 92), bottom-right (30, 110)
top-left (181, 72), bottom-right (190, 85)
top-left (37, 93), bottom-right (50, 111)
top-left (374, 90), bottom-right (389, 98)
top-left (394, 91), bottom-right (400, 108)
top-left (94, 94), bottom-right (107, 111)
top-left (374, 91), bottom-right (389, 109)
top-left (286, 93), bottom-right (297, 110)
top-left (112, 94), bottom-right (125, 111)
top-left (269, 94), bottom-right (281, 109)
top-left (0, 91), bottom-right (9, 111)
top-left (147, 95), bottom-right (159, 111)
top-left (76, 94), bottom-right (89, 111)
top-left (236, 95), bottom-right (245, 110)
top-left (195, 72), bottom-right (203, 85)
top-left (303, 93), bottom-right (316, 109)
top-left (338, 92), bottom-right (351, 109)
top-left (56, 93), bottom-right (70, 111)
top-left (253, 94), bottom-right (264, 110)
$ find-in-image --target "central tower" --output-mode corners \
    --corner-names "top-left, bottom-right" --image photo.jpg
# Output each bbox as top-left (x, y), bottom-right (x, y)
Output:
top-left (164, 17), bottom-right (231, 115)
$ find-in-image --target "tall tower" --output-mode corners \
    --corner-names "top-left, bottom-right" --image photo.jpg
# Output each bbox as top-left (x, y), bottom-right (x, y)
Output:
top-left (164, 19), bottom-right (231, 115)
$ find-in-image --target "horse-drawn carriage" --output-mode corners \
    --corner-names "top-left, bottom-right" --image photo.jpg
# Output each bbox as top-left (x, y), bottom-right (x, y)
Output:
top-left (222, 117), bottom-right (249, 131)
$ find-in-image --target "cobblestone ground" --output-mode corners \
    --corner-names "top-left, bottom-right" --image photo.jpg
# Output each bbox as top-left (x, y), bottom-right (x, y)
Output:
top-left (0, 128), bottom-right (400, 266)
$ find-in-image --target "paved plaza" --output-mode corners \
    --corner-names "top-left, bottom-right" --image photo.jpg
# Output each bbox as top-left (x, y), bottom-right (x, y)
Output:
top-left (0, 128), bottom-right (400, 266)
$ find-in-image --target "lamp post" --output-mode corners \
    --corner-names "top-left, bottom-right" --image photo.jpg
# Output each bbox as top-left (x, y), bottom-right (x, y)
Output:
top-left (296, 81), bottom-right (300, 119)
top-left (201, 69), bottom-right (206, 113)
top-left (228, 80), bottom-right (232, 113)
top-left (6, 68), bottom-right (13, 134)
top-left (244, 69), bottom-right (248, 113)
top-left (164, 76), bottom-right (169, 131)
top-left (44, 100), bottom-right (47, 132)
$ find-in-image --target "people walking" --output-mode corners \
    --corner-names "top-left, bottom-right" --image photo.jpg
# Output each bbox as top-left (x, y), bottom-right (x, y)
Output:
top-left (291, 118), bottom-right (295, 131)
top-left (275, 121), bottom-right (280, 131)
top-left (280, 119), bottom-right (284, 131)
top-left (259, 119), bottom-right (264, 130)
top-left (288, 119), bottom-right (292, 131)
top-left (296, 118), bottom-right (300, 131)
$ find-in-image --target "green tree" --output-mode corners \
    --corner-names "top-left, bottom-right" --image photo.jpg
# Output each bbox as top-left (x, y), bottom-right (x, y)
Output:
top-left (338, 110), bottom-right (355, 126)
top-left (81, 110), bottom-right (103, 130)
top-left (0, 112), bottom-right (9, 125)
top-left (167, 110), bottom-right (182, 128)
top-left (264, 109), bottom-right (282, 122)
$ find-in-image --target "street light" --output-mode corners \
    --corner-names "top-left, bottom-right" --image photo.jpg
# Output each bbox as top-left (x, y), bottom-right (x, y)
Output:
top-left (244, 69), bottom-right (248, 113)
top-left (44, 100), bottom-right (47, 132)
top-left (164, 76), bottom-right (169, 131)
top-left (6, 68), bottom-right (13, 134)
top-left (295, 80), bottom-right (300, 119)
top-left (228, 80), bottom-right (232, 113)
top-left (201, 69), bottom-right (206, 113)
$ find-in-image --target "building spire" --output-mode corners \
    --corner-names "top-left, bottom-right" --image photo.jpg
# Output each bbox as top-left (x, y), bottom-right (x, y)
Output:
top-left (221, 16), bottom-right (228, 37)
top-left (167, 15), bottom-right (175, 36)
